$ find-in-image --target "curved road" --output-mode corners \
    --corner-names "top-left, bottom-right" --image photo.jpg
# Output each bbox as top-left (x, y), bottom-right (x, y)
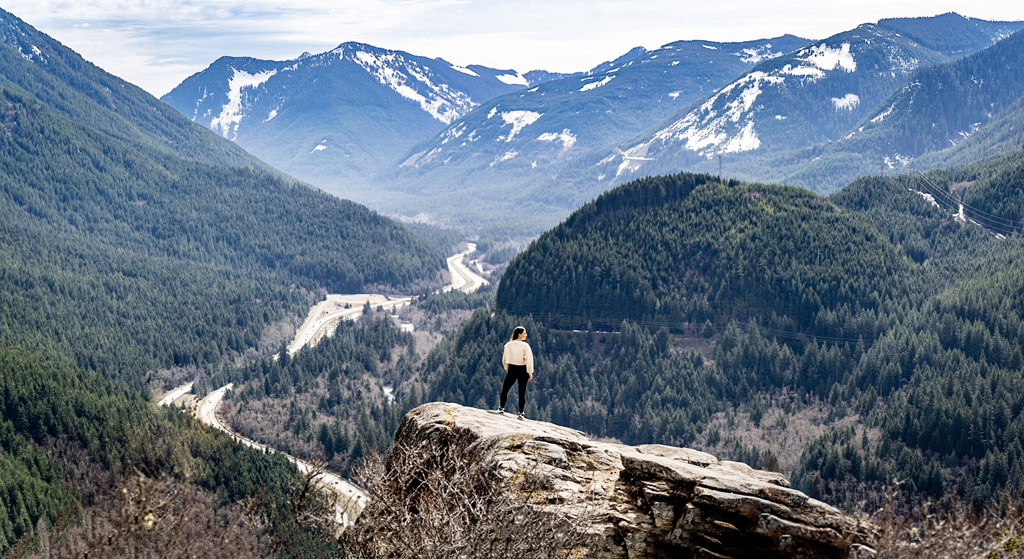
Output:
top-left (158, 245), bottom-right (489, 526)
top-left (193, 383), bottom-right (366, 525)
top-left (287, 243), bottom-right (488, 356)
top-left (443, 243), bottom-right (489, 294)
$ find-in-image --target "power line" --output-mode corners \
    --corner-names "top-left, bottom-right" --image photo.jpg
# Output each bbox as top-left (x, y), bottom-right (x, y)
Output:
top-left (535, 309), bottom-right (878, 345)
top-left (912, 173), bottom-right (1022, 237)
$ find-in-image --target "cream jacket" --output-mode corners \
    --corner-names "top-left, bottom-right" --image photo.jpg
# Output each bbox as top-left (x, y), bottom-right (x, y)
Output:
top-left (502, 339), bottom-right (534, 374)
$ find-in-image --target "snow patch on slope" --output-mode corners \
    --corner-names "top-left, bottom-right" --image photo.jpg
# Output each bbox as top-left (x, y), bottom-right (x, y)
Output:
top-left (831, 93), bottom-right (860, 111)
top-left (498, 111), bottom-right (542, 142)
top-left (496, 72), bottom-right (528, 86)
top-left (491, 150), bottom-right (519, 166)
top-left (781, 65), bottom-right (825, 79)
top-left (351, 49), bottom-right (475, 124)
top-left (451, 64), bottom-right (479, 77)
top-left (802, 43), bottom-right (856, 72)
top-left (580, 75), bottom-right (615, 92)
top-left (614, 70), bottom-right (789, 176)
top-left (440, 123), bottom-right (467, 145)
top-left (871, 102), bottom-right (896, 123)
top-left (537, 129), bottom-right (577, 150)
top-left (884, 154), bottom-right (911, 168)
top-left (737, 45), bottom-right (784, 64)
top-left (663, 71), bottom-right (780, 153)
top-left (908, 188), bottom-right (940, 209)
top-left (210, 68), bottom-right (277, 140)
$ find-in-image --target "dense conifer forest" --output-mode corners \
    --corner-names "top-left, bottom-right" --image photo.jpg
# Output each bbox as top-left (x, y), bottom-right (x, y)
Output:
top-left (425, 158), bottom-right (1024, 510)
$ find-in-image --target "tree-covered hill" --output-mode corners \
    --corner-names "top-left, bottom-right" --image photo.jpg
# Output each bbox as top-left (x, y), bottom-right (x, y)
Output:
top-left (497, 173), bottom-right (913, 337)
top-left (0, 341), bottom-right (309, 554)
top-left (429, 162), bottom-right (1024, 510)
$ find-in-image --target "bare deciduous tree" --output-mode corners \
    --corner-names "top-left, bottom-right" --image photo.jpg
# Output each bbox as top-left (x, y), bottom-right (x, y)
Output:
top-left (335, 436), bottom-right (593, 559)
top-left (868, 485), bottom-right (1024, 559)
top-left (11, 473), bottom-right (261, 559)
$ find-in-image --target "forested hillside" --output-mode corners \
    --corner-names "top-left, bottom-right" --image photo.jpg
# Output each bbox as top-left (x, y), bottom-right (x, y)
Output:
top-left (0, 7), bottom-right (444, 552)
top-left (0, 11), bottom-right (445, 379)
top-left (783, 27), bottom-right (1024, 191)
top-left (497, 173), bottom-right (911, 334)
top-left (428, 161), bottom-right (1024, 510)
top-left (0, 342), bottom-right (317, 554)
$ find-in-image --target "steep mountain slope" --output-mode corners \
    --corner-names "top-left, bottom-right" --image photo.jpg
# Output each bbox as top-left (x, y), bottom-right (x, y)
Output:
top-left (382, 35), bottom-right (809, 232)
top-left (0, 10), bottom-right (445, 377)
top-left (161, 43), bottom-right (533, 190)
top-left (910, 95), bottom-right (1024, 172)
top-left (0, 10), bottom-right (267, 171)
top-left (0, 7), bottom-right (445, 551)
top-left (781, 27), bottom-right (1024, 191)
top-left (604, 14), bottom-right (1024, 187)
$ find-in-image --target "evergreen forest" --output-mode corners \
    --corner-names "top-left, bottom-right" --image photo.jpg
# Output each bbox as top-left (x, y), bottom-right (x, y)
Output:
top-left (427, 159), bottom-right (1024, 510)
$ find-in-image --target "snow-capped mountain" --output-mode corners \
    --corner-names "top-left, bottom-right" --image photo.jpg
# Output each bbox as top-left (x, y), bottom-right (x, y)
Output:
top-left (160, 42), bottom-right (536, 191)
top-left (393, 35), bottom-right (809, 186)
top-left (374, 13), bottom-right (1024, 236)
top-left (603, 13), bottom-right (1024, 190)
top-left (781, 27), bottom-right (1024, 190)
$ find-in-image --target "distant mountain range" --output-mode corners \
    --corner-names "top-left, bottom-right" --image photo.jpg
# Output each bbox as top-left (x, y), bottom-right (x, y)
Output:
top-left (160, 43), bottom-right (554, 187)
top-left (161, 13), bottom-right (1024, 238)
top-left (602, 13), bottom-right (1024, 193)
top-left (793, 26), bottom-right (1024, 189)
top-left (389, 35), bottom-right (810, 213)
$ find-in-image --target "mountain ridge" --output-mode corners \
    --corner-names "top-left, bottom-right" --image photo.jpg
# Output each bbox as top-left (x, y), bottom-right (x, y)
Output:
top-left (160, 41), bottom-right (536, 188)
top-left (605, 14), bottom-right (1024, 186)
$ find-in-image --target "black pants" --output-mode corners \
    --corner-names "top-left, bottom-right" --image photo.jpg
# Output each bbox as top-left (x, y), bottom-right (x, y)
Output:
top-left (500, 364), bottom-right (529, 413)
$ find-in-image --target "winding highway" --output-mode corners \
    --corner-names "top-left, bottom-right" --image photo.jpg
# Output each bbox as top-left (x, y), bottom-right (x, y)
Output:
top-left (287, 243), bottom-right (488, 356)
top-left (194, 384), bottom-right (366, 526)
top-left (156, 244), bottom-right (489, 526)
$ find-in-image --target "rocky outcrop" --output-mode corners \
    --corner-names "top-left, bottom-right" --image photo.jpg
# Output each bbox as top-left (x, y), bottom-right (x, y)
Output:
top-left (393, 402), bottom-right (876, 559)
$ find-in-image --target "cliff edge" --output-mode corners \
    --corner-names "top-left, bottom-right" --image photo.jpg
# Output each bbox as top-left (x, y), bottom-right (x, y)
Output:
top-left (391, 402), bottom-right (877, 558)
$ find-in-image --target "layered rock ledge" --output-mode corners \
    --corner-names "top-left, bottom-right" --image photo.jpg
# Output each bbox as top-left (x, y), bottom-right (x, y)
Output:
top-left (393, 402), bottom-right (876, 559)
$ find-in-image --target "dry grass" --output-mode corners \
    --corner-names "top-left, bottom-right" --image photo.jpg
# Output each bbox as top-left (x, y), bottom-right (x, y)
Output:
top-left (694, 391), bottom-right (873, 474)
top-left (869, 488), bottom-right (1024, 558)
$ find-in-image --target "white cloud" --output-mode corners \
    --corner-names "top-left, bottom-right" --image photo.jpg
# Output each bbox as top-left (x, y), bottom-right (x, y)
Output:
top-left (4, 0), bottom-right (1024, 96)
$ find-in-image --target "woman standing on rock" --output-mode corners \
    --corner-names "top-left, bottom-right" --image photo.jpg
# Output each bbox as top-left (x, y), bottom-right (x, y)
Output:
top-left (497, 326), bottom-right (534, 420)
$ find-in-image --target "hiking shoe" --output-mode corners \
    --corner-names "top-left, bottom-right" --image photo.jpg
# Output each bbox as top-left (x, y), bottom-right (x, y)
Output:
top-left (495, 408), bottom-right (505, 415)
top-left (517, 412), bottom-right (525, 421)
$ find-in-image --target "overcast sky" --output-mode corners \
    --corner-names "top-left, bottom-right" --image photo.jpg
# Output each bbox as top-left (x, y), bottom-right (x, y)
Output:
top-left (4, 0), bottom-right (1024, 97)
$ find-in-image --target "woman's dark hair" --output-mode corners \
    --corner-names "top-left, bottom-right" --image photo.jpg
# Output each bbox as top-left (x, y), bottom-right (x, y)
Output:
top-left (511, 326), bottom-right (526, 341)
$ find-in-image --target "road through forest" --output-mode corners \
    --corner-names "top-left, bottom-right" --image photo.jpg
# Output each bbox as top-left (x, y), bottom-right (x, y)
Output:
top-left (157, 244), bottom-right (489, 524)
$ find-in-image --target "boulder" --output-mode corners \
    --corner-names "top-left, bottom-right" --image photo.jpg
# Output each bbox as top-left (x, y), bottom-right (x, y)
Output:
top-left (393, 402), bottom-right (876, 559)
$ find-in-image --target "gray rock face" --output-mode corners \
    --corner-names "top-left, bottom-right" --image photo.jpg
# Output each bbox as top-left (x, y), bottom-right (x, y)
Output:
top-left (394, 402), bottom-right (876, 559)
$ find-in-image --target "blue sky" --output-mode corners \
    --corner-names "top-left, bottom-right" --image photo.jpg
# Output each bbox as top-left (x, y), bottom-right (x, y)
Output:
top-left (5, 0), bottom-right (1024, 96)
